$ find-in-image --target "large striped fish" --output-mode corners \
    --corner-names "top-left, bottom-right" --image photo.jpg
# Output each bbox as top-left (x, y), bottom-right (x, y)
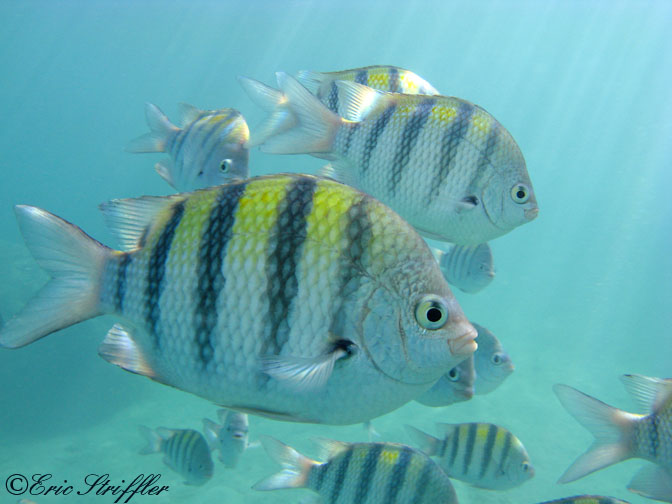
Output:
top-left (0, 174), bottom-right (477, 425)
top-left (254, 437), bottom-right (459, 503)
top-left (407, 422), bottom-right (534, 490)
top-left (242, 72), bottom-right (538, 245)
top-left (127, 103), bottom-right (249, 191)
top-left (555, 375), bottom-right (672, 502)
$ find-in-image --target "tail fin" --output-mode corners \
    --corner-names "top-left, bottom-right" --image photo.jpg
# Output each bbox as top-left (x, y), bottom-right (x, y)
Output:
top-left (126, 103), bottom-right (177, 153)
top-left (628, 464), bottom-right (672, 501)
top-left (138, 425), bottom-right (163, 455)
top-left (0, 206), bottom-right (110, 348)
top-left (405, 425), bottom-right (440, 456)
top-left (252, 436), bottom-right (315, 491)
top-left (255, 72), bottom-right (341, 155)
top-left (553, 384), bottom-right (638, 483)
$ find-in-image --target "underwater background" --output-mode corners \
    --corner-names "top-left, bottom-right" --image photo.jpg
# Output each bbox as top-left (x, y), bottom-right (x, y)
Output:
top-left (1, 0), bottom-right (670, 502)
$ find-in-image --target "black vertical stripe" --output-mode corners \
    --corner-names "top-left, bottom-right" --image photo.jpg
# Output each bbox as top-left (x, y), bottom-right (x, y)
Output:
top-left (194, 183), bottom-right (247, 367)
top-left (383, 446), bottom-right (413, 503)
top-left (327, 81), bottom-right (339, 114)
top-left (462, 423), bottom-right (478, 475)
top-left (497, 430), bottom-right (512, 475)
top-left (343, 122), bottom-right (360, 156)
top-left (145, 201), bottom-right (185, 348)
top-left (479, 424), bottom-right (498, 479)
top-left (409, 458), bottom-right (433, 502)
top-left (388, 67), bottom-right (400, 92)
top-left (115, 253), bottom-right (132, 313)
top-left (389, 98), bottom-right (435, 196)
top-left (361, 105), bottom-right (396, 174)
top-left (263, 177), bottom-right (318, 356)
top-left (353, 444), bottom-right (383, 503)
top-left (438, 436), bottom-right (448, 458)
top-left (355, 69), bottom-right (368, 85)
top-left (427, 101), bottom-right (474, 201)
top-left (650, 415), bottom-right (659, 458)
top-left (312, 463), bottom-right (328, 492)
top-left (329, 447), bottom-right (354, 503)
top-left (448, 428), bottom-right (460, 468)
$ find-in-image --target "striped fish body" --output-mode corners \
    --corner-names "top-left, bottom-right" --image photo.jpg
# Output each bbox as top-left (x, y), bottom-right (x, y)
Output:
top-left (0, 174), bottom-right (476, 426)
top-left (472, 322), bottom-right (514, 395)
top-left (535, 497), bottom-right (631, 504)
top-left (407, 422), bottom-right (534, 490)
top-left (296, 65), bottom-right (439, 115)
top-left (415, 354), bottom-right (475, 407)
top-left (139, 427), bottom-right (214, 486)
top-left (255, 438), bottom-right (458, 504)
top-left (127, 103), bottom-right (249, 191)
top-left (434, 243), bottom-right (495, 294)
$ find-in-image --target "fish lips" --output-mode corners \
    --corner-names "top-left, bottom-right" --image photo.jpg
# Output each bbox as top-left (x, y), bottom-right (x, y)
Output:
top-left (448, 327), bottom-right (478, 357)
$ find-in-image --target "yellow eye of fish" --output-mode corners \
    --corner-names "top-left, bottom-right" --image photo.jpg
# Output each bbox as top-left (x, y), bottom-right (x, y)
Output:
top-left (415, 296), bottom-right (448, 330)
top-left (511, 184), bottom-right (530, 204)
top-left (447, 367), bottom-right (460, 381)
top-left (220, 159), bottom-right (232, 173)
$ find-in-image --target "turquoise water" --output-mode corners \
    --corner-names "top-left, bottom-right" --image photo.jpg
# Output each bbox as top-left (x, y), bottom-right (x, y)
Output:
top-left (1, 0), bottom-right (670, 503)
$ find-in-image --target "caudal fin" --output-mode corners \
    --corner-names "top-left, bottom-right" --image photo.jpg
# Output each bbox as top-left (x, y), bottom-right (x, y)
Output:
top-left (553, 384), bottom-right (638, 483)
top-left (252, 436), bottom-right (315, 491)
top-left (126, 103), bottom-right (177, 153)
top-left (0, 206), bottom-right (110, 348)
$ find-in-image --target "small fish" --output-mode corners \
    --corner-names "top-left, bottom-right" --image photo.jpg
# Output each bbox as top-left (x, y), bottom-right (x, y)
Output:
top-left (138, 426), bottom-right (213, 486)
top-left (535, 497), bottom-right (631, 504)
top-left (127, 102), bottom-right (249, 191)
top-left (202, 409), bottom-right (249, 468)
top-left (0, 174), bottom-right (476, 425)
top-left (407, 422), bottom-right (534, 490)
top-left (254, 436), bottom-right (459, 503)
top-left (431, 243), bottom-right (495, 294)
top-left (554, 375), bottom-right (672, 502)
top-left (415, 355), bottom-right (475, 407)
top-left (17, 500), bottom-right (39, 504)
top-left (472, 323), bottom-right (514, 395)
top-left (242, 72), bottom-right (538, 245)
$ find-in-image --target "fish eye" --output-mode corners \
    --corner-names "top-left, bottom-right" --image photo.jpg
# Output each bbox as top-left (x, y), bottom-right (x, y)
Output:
top-left (415, 295), bottom-right (449, 330)
top-left (522, 462), bottom-right (531, 472)
top-left (510, 184), bottom-right (530, 204)
top-left (447, 367), bottom-right (460, 381)
top-left (219, 159), bottom-right (233, 173)
top-left (491, 353), bottom-right (503, 365)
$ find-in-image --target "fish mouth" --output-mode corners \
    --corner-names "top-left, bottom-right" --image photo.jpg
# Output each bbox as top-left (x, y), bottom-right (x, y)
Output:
top-left (448, 328), bottom-right (478, 357)
top-left (524, 207), bottom-right (539, 221)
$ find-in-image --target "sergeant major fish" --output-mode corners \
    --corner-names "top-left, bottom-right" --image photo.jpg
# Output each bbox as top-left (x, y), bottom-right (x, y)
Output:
top-left (242, 72), bottom-right (538, 245)
top-left (415, 355), bottom-right (475, 407)
top-left (0, 174), bottom-right (477, 425)
top-left (202, 409), bottom-right (249, 468)
top-left (406, 422), bottom-right (534, 490)
top-left (473, 322), bottom-right (514, 395)
top-left (554, 375), bottom-right (672, 502)
top-left (138, 426), bottom-right (213, 486)
top-left (254, 436), bottom-right (459, 503)
top-left (431, 243), bottom-right (495, 294)
top-left (127, 103), bottom-right (249, 191)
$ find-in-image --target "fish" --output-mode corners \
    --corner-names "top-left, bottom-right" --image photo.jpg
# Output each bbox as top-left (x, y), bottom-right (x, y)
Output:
top-left (415, 355), bottom-right (475, 407)
top-left (253, 436), bottom-right (459, 503)
top-left (406, 422), bottom-right (534, 490)
top-left (17, 500), bottom-right (39, 504)
top-left (138, 426), bottom-right (214, 486)
top-left (241, 72), bottom-right (538, 245)
top-left (0, 173), bottom-right (477, 425)
top-left (534, 497), bottom-right (631, 504)
top-left (554, 375), bottom-right (672, 502)
top-left (202, 409), bottom-right (249, 468)
top-left (431, 243), bottom-right (495, 294)
top-left (472, 322), bottom-right (514, 395)
top-left (127, 102), bottom-right (249, 191)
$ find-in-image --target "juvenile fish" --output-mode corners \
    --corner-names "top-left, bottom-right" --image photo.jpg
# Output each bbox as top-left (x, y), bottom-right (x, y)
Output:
top-left (472, 323), bottom-right (514, 395)
top-left (202, 409), bottom-right (249, 468)
top-left (138, 426), bottom-right (213, 486)
top-left (127, 103), bottom-right (249, 191)
top-left (415, 355), bottom-right (475, 407)
top-left (432, 243), bottom-right (495, 294)
top-left (243, 72), bottom-right (538, 245)
top-left (407, 422), bottom-right (534, 490)
top-left (254, 437), bottom-right (459, 503)
top-left (0, 174), bottom-right (476, 425)
top-left (535, 497), bottom-right (631, 504)
top-left (554, 375), bottom-right (672, 502)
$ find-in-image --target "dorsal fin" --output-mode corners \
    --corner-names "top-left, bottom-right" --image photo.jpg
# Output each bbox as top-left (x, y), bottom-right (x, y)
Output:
top-left (177, 102), bottom-right (204, 127)
top-left (335, 81), bottom-right (391, 122)
top-left (99, 194), bottom-right (184, 251)
top-left (313, 437), bottom-right (350, 461)
top-left (621, 374), bottom-right (672, 413)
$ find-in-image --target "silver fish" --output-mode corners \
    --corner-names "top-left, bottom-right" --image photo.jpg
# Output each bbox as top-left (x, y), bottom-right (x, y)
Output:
top-left (535, 497), bottom-right (631, 504)
top-left (407, 422), bottom-right (534, 490)
top-left (202, 409), bottom-right (249, 468)
top-left (127, 102), bottom-right (249, 191)
top-left (432, 243), bottom-right (495, 294)
top-left (138, 426), bottom-right (213, 486)
top-left (472, 323), bottom-right (514, 395)
top-left (254, 436), bottom-right (459, 503)
top-left (555, 375), bottom-right (672, 502)
top-left (242, 72), bottom-right (538, 245)
top-left (415, 355), bottom-right (475, 407)
top-left (0, 174), bottom-right (476, 425)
